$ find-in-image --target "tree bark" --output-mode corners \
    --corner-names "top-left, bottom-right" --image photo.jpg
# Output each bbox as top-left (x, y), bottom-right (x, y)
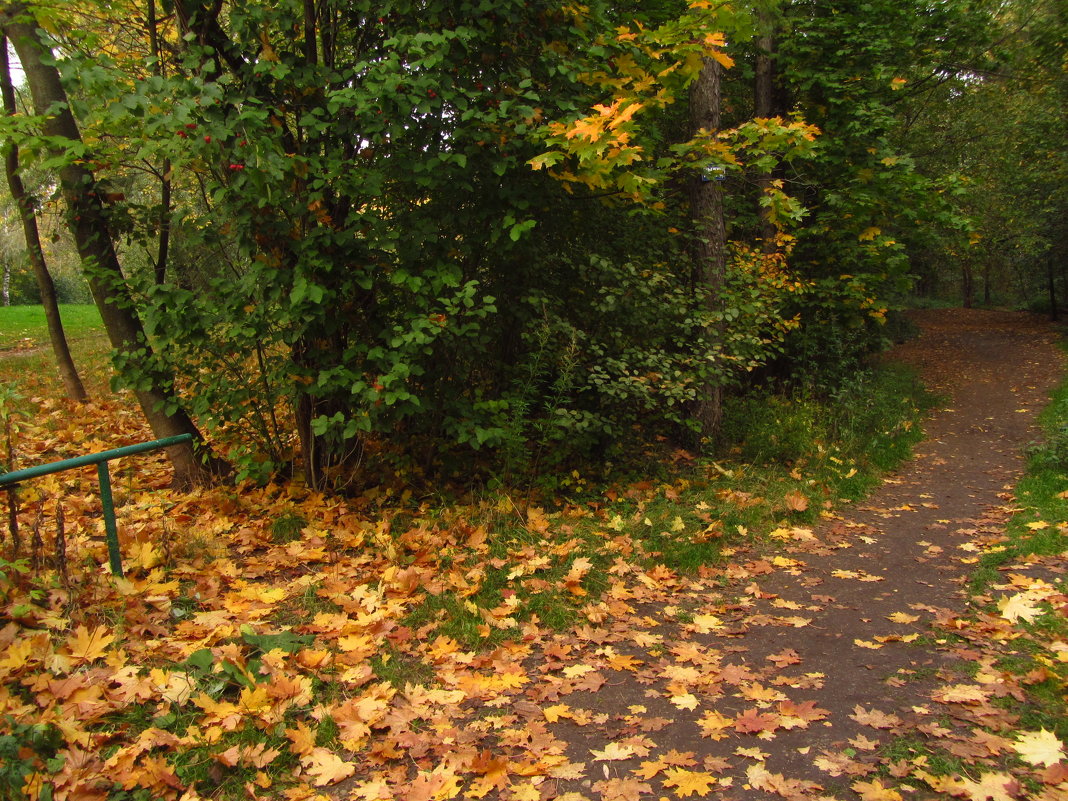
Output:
top-left (146, 0), bottom-right (171, 286)
top-left (1048, 253), bottom-right (1058, 321)
top-left (0, 33), bottom-right (88, 402)
top-left (1, 3), bottom-right (227, 486)
top-left (689, 58), bottom-right (727, 442)
top-left (961, 262), bottom-right (974, 308)
top-left (754, 19), bottom-right (779, 253)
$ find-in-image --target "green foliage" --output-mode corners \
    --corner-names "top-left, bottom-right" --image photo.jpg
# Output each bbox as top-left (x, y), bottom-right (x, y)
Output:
top-left (0, 716), bottom-right (63, 800)
top-left (770, 274), bottom-right (895, 386)
top-left (769, 0), bottom-right (992, 294)
top-left (723, 366), bottom-right (931, 475)
top-left (7, 0), bottom-right (997, 487)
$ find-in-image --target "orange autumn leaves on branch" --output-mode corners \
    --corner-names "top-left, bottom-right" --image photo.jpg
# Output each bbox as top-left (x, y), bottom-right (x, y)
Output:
top-left (529, 4), bottom-right (819, 211)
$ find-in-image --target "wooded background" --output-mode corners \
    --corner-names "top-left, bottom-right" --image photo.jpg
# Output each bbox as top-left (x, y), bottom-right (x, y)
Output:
top-left (0, 0), bottom-right (1064, 488)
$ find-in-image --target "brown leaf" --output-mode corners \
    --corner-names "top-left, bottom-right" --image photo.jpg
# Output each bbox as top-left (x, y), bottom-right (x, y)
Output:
top-left (849, 705), bottom-right (901, 730)
top-left (783, 490), bottom-right (809, 512)
top-left (593, 777), bottom-right (652, 801)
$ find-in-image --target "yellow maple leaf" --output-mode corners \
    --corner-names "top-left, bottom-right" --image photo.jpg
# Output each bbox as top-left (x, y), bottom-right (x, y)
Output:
top-left (696, 710), bottom-right (732, 740)
top-left (1013, 728), bottom-right (1065, 766)
top-left (998, 592), bottom-right (1043, 623)
top-left (301, 747), bottom-right (355, 786)
top-left (886, 612), bottom-right (919, 624)
top-left (851, 778), bottom-right (902, 801)
top-left (510, 781), bottom-right (541, 801)
top-left (853, 639), bottom-right (883, 650)
top-left (670, 692), bottom-right (699, 711)
top-left (543, 704), bottom-right (572, 722)
top-left (590, 742), bottom-right (637, 761)
top-left (934, 684), bottom-right (987, 704)
top-left (662, 768), bottom-right (715, 797)
top-left (66, 624), bottom-right (115, 663)
top-left (285, 720), bottom-right (317, 756)
top-left (689, 614), bottom-right (722, 633)
top-left (709, 50), bottom-right (735, 69)
top-left (858, 226), bottom-right (881, 242)
top-left (957, 772), bottom-right (1017, 801)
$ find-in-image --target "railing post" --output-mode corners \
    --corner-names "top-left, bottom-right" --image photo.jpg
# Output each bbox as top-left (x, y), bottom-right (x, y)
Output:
top-left (0, 433), bottom-right (192, 577)
top-left (97, 462), bottom-right (123, 578)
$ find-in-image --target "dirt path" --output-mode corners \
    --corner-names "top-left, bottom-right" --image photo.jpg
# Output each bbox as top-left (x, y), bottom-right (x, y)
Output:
top-left (519, 309), bottom-right (1064, 800)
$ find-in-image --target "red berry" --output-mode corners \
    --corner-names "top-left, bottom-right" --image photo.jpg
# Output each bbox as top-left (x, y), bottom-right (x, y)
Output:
top-left (428, 90), bottom-right (437, 98)
top-left (177, 130), bottom-right (187, 138)
top-left (185, 123), bottom-right (196, 129)
top-left (228, 163), bottom-right (244, 171)
top-left (204, 135), bottom-right (212, 143)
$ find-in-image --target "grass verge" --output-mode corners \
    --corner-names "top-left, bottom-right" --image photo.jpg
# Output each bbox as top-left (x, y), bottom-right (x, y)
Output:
top-left (0, 304), bottom-right (102, 350)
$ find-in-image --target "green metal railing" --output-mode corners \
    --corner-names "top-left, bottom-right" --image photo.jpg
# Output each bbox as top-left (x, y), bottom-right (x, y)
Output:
top-left (0, 434), bottom-right (193, 577)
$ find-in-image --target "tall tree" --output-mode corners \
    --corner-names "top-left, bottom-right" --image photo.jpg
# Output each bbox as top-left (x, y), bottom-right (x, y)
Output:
top-left (753, 3), bottom-right (780, 252)
top-left (0, 1), bottom-right (225, 486)
top-left (689, 58), bottom-right (728, 441)
top-left (0, 33), bottom-right (87, 402)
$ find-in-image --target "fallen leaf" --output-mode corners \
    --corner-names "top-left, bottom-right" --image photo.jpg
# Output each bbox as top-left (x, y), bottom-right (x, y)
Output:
top-left (591, 743), bottom-right (637, 762)
top-left (1013, 729), bottom-right (1065, 767)
top-left (661, 768), bottom-right (715, 798)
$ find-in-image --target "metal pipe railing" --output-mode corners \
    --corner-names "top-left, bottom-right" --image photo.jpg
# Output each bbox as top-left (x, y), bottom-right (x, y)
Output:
top-left (0, 433), bottom-right (193, 577)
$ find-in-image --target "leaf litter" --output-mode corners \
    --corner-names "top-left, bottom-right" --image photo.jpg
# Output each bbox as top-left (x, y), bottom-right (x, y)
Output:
top-left (0, 309), bottom-right (1066, 801)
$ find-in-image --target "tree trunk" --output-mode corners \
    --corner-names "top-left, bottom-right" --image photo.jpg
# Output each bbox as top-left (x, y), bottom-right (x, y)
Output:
top-left (0, 33), bottom-right (88, 402)
top-left (146, 0), bottom-right (171, 286)
top-left (754, 19), bottom-right (778, 253)
top-left (1048, 253), bottom-right (1058, 321)
top-left (1, 261), bottom-right (8, 305)
top-left (689, 57), bottom-right (727, 442)
top-left (1, 3), bottom-right (227, 486)
top-left (961, 262), bottom-right (974, 308)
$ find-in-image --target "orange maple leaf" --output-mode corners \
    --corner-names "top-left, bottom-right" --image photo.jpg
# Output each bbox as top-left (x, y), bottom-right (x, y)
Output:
top-left (783, 490), bottom-right (809, 512)
top-left (734, 708), bottom-right (781, 734)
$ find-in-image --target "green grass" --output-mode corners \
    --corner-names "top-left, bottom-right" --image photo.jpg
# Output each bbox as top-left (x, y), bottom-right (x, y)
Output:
top-left (951, 340), bottom-right (1068, 746)
top-left (0, 304), bottom-right (111, 395)
top-left (0, 304), bottom-right (103, 349)
top-left (971, 364), bottom-right (1068, 591)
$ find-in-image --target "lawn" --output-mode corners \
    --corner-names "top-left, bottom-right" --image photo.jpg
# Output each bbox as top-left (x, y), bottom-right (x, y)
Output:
top-left (0, 304), bottom-right (103, 350)
top-left (0, 304), bottom-right (111, 396)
